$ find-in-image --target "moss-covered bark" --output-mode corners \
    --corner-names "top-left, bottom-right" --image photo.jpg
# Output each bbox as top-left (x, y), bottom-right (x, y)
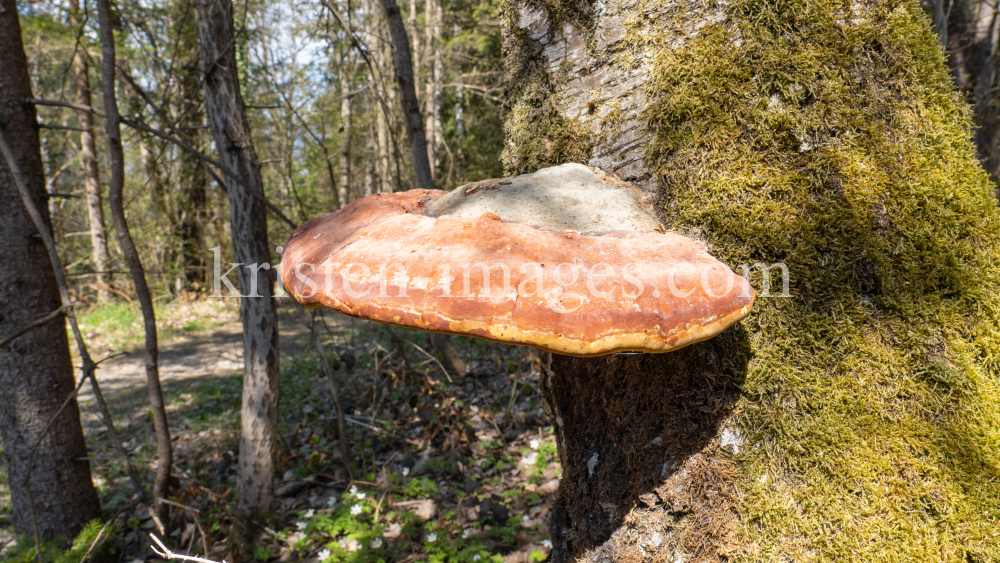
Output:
top-left (502, 0), bottom-right (1000, 560)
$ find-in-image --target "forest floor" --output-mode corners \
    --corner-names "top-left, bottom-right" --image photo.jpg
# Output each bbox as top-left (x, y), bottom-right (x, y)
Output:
top-left (0, 296), bottom-right (558, 563)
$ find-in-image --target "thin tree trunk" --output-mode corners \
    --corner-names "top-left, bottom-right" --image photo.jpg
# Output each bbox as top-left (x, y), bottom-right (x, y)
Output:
top-left (364, 128), bottom-right (375, 197)
top-left (196, 1), bottom-right (280, 557)
top-left (339, 75), bottom-right (353, 207)
top-left (176, 3), bottom-right (208, 290)
top-left (0, 0), bottom-right (101, 541)
top-left (409, 0), bottom-right (420, 105)
top-left (139, 135), bottom-right (168, 218)
top-left (68, 0), bottom-right (111, 300)
top-left (944, 0), bottom-right (1000, 197)
top-left (423, 0), bottom-right (436, 176)
top-left (455, 80), bottom-right (466, 181)
top-left (377, 97), bottom-right (391, 192)
top-left (432, 0), bottom-right (443, 171)
top-left (380, 0), bottom-right (433, 190)
top-left (95, 0), bottom-right (174, 529)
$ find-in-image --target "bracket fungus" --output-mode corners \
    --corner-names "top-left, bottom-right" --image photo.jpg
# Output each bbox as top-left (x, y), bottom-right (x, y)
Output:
top-left (279, 164), bottom-right (754, 356)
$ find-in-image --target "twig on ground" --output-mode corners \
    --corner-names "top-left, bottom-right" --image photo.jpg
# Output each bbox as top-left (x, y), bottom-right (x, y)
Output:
top-left (150, 533), bottom-right (227, 563)
top-left (344, 415), bottom-right (398, 437)
top-left (409, 342), bottom-right (453, 383)
top-left (504, 373), bottom-right (523, 431)
top-left (80, 499), bottom-right (139, 563)
top-left (158, 499), bottom-right (211, 557)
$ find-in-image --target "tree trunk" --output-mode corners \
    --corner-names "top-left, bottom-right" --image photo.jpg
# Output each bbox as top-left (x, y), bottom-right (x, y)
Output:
top-left (409, 0), bottom-right (420, 106)
top-left (941, 0), bottom-right (1000, 198)
top-left (176, 1), bottom-right (208, 290)
top-left (377, 99), bottom-right (391, 192)
top-left (0, 0), bottom-right (101, 541)
top-left (196, 0), bottom-right (280, 556)
top-left (424, 0), bottom-right (436, 176)
top-left (68, 0), bottom-right (111, 300)
top-left (381, 0), bottom-right (433, 190)
top-left (455, 79), bottom-right (466, 182)
top-left (339, 81), bottom-right (352, 207)
top-left (364, 128), bottom-right (375, 197)
top-left (432, 0), bottom-right (443, 173)
top-left (502, 0), bottom-right (1000, 560)
top-left (95, 0), bottom-right (174, 529)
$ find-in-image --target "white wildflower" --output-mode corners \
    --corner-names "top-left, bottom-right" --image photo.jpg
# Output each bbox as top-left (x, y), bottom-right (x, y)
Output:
top-left (522, 515), bottom-right (530, 524)
top-left (370, 537), bottom-right (383, 549)
top-left (350, 504), bottom-right (363, 516)
top-left (327, 496), bottom-right (338, 508)
top-left (317, 549), bottom-right (332, 561)
top-left (401, 466), bottom-right (410, 477)
top-left (296, 520), bottom-right (308, 530)
top-left (473, 555), bottom-right (482, 561)
top-left (339, 538), bottom-right (348, 548)
top-left (349, 485), bottom-right (358, 496)
top-left (530, 439), bottom-right (539, 450)
top-left (462, 528), bottom-right (473, 538)
top-left (356, 492), bottom-right (366, 499)
top-left (426, 532), bottom-right (437, 542)
top-left (541, 539), bottom-right (553, 549)
top-left (304, 509), bottom-right (315, 519)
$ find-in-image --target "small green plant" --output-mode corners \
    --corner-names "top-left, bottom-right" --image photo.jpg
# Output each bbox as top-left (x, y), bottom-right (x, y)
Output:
top-left (7, 519), bottom-right (120, 563)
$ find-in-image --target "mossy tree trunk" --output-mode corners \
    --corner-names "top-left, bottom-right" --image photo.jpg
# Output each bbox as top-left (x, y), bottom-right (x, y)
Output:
top-left (502, 0), bottom-right (1000, 561)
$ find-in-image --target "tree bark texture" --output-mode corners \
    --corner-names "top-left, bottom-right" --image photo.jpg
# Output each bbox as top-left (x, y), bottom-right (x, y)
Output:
top-left (502, 0), bottom-right (1000, 560)
top-left (381, 0), bottom-right (434, 190)
top-left (455, 80), bottom-right (466, 181)
top-left (68, 0), bottom-right (111, 300)
top-left (0, 0), bottom-right (101, 540)
top-left (937, 0), bottom-right (1000, 197)
top-left (424, 0), bottom-right (438, 176)
top-left (96, 0), bottom-right (174, 528)
top-left (338, 82), bottom-right (352, 207)
top-left (196, 0), bottom-right (280, 545)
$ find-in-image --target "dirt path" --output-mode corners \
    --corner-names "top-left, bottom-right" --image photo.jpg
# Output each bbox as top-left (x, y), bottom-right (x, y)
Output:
top-left (76, 299), bottom-right (315, 434)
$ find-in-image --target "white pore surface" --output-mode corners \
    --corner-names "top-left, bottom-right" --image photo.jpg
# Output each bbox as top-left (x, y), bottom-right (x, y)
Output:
top-left (425, 163), bottom-right (661, 234)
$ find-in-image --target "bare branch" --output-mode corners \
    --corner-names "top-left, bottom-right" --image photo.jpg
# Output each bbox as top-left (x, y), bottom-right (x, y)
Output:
top-left (39, 123), bottom-right (89, 132)
top-left (150, 533), bottom-right (228, 563)
top-left (0, 305), bottom-right (69, 349)
top-left (409, 342), bottom-right (453, 383)
top-left (29, 97), bottom-right (105, 117)
top-left (25, 99), bottom-right (298, 230)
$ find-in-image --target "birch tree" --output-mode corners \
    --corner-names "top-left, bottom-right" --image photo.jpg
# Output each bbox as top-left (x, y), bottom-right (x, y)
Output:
top-left (501, 0), bottom-right (1000, 559)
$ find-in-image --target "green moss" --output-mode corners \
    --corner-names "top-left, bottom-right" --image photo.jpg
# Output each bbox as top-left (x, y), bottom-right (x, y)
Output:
top-left (642, 0), bottom-right (1000, 559)
top-left (500, 10), bottom-right (594, 173)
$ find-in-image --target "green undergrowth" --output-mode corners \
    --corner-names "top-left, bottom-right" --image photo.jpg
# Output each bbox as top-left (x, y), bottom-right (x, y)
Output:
top-left (643, 0), bottom-right (1000, 559)
top-left (76, 298), bottom-right (224, 351)
top-left (6, 520), bottom-right (120, 563)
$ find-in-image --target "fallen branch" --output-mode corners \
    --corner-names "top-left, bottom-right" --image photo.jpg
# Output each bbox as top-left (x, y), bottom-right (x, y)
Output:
top-left (150, 533), bottom-right (227, 563)
top-left (409, 342), bottom-right (453, 383)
